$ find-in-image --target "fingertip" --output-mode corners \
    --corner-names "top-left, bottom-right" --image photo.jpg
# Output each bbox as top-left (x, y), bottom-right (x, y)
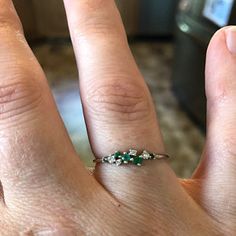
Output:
top-left (206, 27), bottom-right (228, 63)
top-left (205, 26), bottom-right (236, 102)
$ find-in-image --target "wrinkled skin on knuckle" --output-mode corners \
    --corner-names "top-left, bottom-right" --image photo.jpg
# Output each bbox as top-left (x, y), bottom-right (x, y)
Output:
top-left (0, 79), bottom-right (42, 124)
top-left (79, 0), bottom-right (111, 9)
top-left (75, 0), bottom-right (116, 20)
top-left (74, 18), bottom-right (125, 43)
top-left (0, 2), bottom-right (23, 35)
top-left (85, 81), bottom-right (153, 123)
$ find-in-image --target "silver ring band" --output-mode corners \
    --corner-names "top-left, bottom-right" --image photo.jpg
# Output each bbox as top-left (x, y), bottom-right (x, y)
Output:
top-left (93, 149), bottom-right (170, 166)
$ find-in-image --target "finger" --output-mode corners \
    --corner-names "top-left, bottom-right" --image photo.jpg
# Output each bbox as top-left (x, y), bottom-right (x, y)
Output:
top-left (193, 27), bottom-right (236, 225)
top-left (64, 0), bottom-right (179, 203)
top-left (0, 0), bottom-right (91, 206)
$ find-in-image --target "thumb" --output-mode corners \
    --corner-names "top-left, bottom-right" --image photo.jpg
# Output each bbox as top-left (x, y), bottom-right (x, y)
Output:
top-left (194, 26), bottom-right (236, 228)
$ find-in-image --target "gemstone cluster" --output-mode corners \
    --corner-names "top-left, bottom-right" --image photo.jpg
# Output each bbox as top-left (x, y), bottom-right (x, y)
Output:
top-left (101, 149), bottom-right (162, 166)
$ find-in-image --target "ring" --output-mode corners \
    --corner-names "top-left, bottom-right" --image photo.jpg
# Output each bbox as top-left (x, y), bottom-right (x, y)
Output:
top-left (93, 149), bottom-right (170, 166)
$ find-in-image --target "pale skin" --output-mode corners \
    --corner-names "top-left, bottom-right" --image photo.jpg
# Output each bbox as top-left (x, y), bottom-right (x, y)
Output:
top-left (0, 0), bottom-right (235, 235)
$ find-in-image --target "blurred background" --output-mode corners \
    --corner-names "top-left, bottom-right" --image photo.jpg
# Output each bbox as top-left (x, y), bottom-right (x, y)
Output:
top-left (13, 0), bottom-right (236, 177)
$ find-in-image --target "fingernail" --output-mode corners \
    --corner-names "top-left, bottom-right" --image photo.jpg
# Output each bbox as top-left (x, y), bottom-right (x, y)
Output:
top-left (226, 26), bottom-right (236, 54)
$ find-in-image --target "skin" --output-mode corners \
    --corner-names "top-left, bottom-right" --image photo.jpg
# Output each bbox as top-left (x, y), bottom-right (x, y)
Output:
top-left (0, 0), bottom-right (235, 235)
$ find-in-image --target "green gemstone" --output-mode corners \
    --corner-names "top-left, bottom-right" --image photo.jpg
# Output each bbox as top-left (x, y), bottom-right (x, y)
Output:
top-left (122, 153), bottom-right (131, 163)
top-left (133, 156), bottom-right (143, 166)
top-left (114, 151), bottom-right (121, 159)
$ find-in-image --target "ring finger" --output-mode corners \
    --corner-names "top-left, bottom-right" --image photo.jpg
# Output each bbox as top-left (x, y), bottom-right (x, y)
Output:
top-left (64, 0), bottom-right (180, 204)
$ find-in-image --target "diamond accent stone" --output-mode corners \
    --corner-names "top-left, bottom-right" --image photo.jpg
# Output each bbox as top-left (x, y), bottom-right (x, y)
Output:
top-left (108, 156), bottom-right (116, 164)
top-left (116, 159), bottom-right (122, 166)
top-left (129, 149), bottom-right (138, 156)
top-left (142, 150), bottom-right (151, 159)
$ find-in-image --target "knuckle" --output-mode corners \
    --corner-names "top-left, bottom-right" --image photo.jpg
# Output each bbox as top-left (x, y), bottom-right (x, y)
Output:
top-left (85, 81), bottom-right (153, 122)
top-left (0, 79), bottom-right (42, 121)
top-left (79, 0), bottom-right (111, 11)
top-left (206, 73), bottom-right (230, 104)
top-left (74, 20), bottom-right (124, 41)
top-left (0, 10), bottom-right (22, 34)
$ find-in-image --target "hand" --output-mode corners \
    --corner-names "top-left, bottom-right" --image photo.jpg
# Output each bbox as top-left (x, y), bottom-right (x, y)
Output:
top-left (0, 0), bottom-right (235, 235)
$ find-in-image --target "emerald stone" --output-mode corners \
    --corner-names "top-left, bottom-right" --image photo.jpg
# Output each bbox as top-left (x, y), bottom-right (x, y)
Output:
top-left (122, 153), bottom-right (131, 163)
top-left (114, 151), bottom-right (121, 159)
top-left (133, 156), bottom-right (143, 166)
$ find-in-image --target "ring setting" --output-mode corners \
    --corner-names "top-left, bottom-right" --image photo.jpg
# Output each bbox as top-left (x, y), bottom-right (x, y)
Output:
top-left (94, 149), bottom-right (170, 166)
